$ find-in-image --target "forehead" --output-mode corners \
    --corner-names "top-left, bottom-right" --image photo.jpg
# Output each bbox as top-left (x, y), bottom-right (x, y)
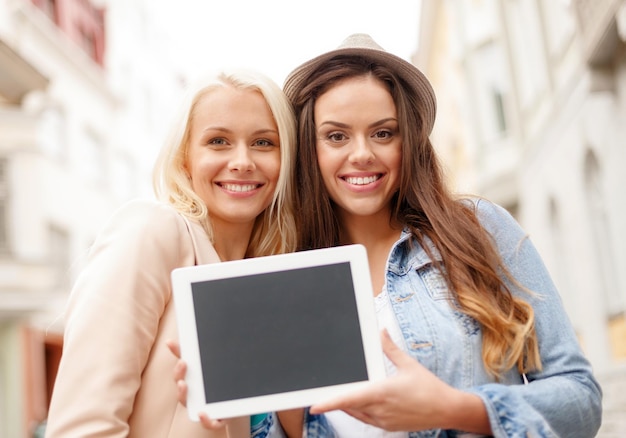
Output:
top-left (185, 86), bottom-right (280, 149)
top-left (192, 87), bottom-right (276, 125)
top-left (196, 86), bottom-right (265, 112)
top-left (314, 76), bottom-right (396, 118)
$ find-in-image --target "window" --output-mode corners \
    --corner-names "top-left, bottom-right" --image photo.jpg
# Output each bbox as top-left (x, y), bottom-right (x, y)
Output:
top-left (539, 0), bottom-right (575, 57)
top-left (79, 28), bottom-right (97, 60)
top-left (472, 41), bottom-right (511, 142)
top-left (45, 333), bottom-right (63, 407)
top-left (0, 158), bottom-right (8, 254)
top-left (492, 88), bottom-right (507, 133)
top-left (32, 0), bottom-right (58, 23)
top-left (503, 202), bottom-right (518, 220)
top-left (78, 127), bottom-right (106, 187)
top-left (584, 150), bottom-right (621, 316)
top-left (459, 0), bottom-right (499, 47)
top-left (48, 224), bottom-right (70, 288)
top-left (38, 106), bottom-right (66, 161)
top-left (548, 197), bottom-right (578, 323)
top-left (506, 0), bottom-right (549, 108)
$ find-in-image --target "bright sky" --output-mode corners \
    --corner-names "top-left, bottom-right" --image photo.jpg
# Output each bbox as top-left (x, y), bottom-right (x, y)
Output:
top-left (157, 0), bottom-right (422, 86)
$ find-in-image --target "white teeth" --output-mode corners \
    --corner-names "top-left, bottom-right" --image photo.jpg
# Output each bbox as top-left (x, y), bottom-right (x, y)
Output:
top-left (222, 183), bottom-right (258, 192)
top-left (345, 175), bottom-right (379, 185)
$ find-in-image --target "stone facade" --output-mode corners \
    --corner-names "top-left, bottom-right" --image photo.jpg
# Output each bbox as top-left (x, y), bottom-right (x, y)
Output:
top-left (417, 0), bottom-right (626, 434)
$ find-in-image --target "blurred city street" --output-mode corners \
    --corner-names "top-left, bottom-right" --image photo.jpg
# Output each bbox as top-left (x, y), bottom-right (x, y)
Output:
top-left (1, 0), bottom-right (625, 436)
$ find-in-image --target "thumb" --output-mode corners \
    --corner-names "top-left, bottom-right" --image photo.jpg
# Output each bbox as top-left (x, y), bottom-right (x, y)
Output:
top-left (166, 340), bottom-right (181, 359)
top-left (381, 329), bottom-right (414, 368)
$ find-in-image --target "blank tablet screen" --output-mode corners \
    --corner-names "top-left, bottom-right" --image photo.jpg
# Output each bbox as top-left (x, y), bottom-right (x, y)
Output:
top-left (191, 262), bottom-right (368, 403)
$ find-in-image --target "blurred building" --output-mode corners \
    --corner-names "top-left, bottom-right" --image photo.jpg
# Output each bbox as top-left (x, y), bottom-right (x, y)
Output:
top-left (2, 0), bottom-right (624, 435)
top-left (0, 0), bottom-right (184, 436)
top-left (417, 0), bottom-right (626, 434)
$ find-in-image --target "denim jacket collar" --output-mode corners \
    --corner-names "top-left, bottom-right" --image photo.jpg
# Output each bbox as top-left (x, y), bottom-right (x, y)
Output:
top-left (387, 228), bottom-right (443, 276)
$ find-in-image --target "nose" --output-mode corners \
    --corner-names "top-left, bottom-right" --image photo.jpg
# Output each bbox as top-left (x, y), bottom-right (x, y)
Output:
top-left (349, 136), bottom-right (375, 165)
top-left (228, 143), bottom-right (255, 172)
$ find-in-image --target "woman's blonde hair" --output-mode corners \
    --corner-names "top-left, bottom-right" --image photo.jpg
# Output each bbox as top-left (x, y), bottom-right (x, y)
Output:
top-left (153, 69), bottom-right (297, 257)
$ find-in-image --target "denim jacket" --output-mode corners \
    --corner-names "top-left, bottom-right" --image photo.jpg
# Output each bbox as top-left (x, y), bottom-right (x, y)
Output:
top-left (263, 199), bottom-right (602, 438)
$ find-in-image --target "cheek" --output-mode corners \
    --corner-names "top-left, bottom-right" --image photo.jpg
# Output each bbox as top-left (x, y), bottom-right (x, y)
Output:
top-left (315, 148), bottom-right (334, 179)
top-left (389, 146), bottom-right (402, 173)
top-left (262, 153), bottom-right (282, 183)
top-left (188, 161), bottom-right (206, 181)
top-left (187, 158), bottom-right (217, 191)
top-left (390, 154), bottom-right (402, 189)
top-left (392, 154), bottom-right (402, 174)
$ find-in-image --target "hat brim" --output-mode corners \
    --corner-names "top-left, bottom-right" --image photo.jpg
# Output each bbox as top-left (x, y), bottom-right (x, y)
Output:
top-left (284, 46), bottom-right (437, 134)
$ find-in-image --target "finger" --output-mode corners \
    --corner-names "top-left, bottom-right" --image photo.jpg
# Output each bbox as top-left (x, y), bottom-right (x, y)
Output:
top-left (166, 340), bottom-right (181, 358)
top-left (310, 397), bottom-right (353, 414)
top-left (173, 359), bottom-right (187, 381)
top-left (380, 329), bottom-right (414, 368)
top-left (176, 379), bottom-right (188, 406)
top-left (310, 387), bottom-right (374, 414)
top-left (198, 412), bottom-right (227, 430)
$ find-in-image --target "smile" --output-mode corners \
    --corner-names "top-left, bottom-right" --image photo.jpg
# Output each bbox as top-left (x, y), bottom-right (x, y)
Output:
top-left (343, 175), bottom-right (381, 185)
top-left (220, 183), bottom-right (260, 192)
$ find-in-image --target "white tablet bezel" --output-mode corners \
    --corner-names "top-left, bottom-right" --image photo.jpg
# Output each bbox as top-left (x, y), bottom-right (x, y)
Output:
top-left (171, 244), bottom-right (385, 421)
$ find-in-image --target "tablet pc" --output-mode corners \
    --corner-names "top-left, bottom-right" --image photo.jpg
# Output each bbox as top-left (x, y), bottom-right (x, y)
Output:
top-left (171, 244), bottom-right (385, 421)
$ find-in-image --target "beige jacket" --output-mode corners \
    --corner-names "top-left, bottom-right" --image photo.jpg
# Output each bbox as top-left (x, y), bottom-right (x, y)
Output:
top-left (45, 199), bottom-right (249, 438)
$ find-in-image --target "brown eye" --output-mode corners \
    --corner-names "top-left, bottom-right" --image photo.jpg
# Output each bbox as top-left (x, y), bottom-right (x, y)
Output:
top-left (328, 132), bottom-right (347, 142)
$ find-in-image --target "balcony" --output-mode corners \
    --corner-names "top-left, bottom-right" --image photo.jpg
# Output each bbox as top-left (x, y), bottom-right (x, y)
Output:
top-left (573, 0), bottom-right (626, 65)
top-left (0, 38), bottom-right (48, 104)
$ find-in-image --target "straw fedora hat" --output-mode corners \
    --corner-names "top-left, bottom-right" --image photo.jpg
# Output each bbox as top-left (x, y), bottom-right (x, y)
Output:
top-left (283, 33), bottom-right (437, 134)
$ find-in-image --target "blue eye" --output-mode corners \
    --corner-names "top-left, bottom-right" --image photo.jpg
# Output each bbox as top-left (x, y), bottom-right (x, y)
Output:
top-left (253, 139), bottom-right (277, 148)
top-left (208, 138), bottom-right (228, 145)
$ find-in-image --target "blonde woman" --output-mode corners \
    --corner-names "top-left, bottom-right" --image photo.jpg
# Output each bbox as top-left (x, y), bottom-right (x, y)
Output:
top-left (45, 69), bottom-right (297, 438)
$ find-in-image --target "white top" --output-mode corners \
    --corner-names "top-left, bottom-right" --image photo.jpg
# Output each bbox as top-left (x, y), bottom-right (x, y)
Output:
top-left (325, 288), bottom-right (409, 437)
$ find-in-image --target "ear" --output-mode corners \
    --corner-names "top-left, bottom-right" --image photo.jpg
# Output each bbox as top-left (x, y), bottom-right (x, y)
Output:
top-left (182, 162), bottom-right (191, 180)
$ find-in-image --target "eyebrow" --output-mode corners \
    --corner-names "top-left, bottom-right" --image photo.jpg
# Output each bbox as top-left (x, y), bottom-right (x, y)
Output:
top-left (318, 117), bottom-right (398, 129)
top-left (202, 127), bottom-right (279, 136)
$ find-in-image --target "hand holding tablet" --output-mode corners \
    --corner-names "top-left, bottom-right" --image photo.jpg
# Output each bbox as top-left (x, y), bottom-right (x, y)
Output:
top-left (171, 244), bottom-right (386, 421)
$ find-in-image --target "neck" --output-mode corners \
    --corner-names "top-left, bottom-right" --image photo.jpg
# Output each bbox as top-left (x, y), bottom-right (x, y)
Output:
top-left (338, 209), bottom-right (403, 295)
top-left (338, 210), bottom-right (402, 252)
top-left (211, 220), bottom-right (255, 261)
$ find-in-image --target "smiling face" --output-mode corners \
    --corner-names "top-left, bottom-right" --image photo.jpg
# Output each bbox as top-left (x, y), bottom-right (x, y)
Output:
top-left (314, 75), bottom-right (402, 223)
top-left (185, 86), bottom-right (281, 232)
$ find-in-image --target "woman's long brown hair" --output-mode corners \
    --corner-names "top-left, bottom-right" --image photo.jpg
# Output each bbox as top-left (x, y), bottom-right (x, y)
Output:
top-left (286, 56), bottom-right (541, 379)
